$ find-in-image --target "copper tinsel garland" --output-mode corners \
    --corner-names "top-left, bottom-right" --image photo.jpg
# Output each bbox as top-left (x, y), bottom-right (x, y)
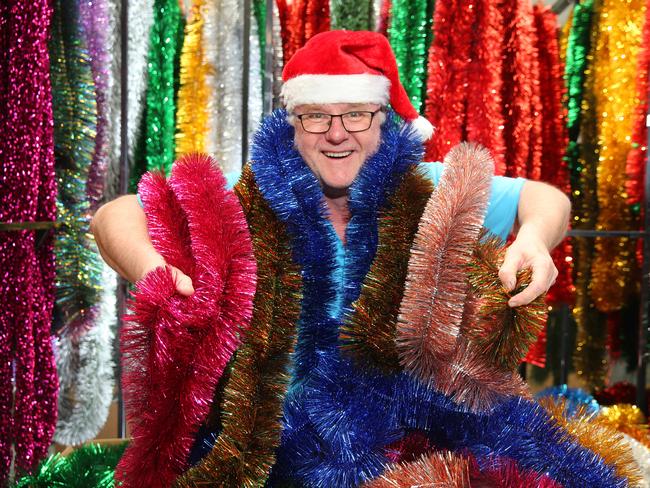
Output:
top-left (174, 167), bottom-right (302, 487)
top-left (340, 167), bottom-right (432, 373)
top-left (363, 451), bottom-right (471, 487)
top-left (174, 0), bottom-right (209, 157)
top-left (276, 0), bottom-right (329, 65)
top-left (590, 0), bottom-right (645, 314)
top-left (625, 4), bottom-right (650, 209)
top-left (540, 398), bottom-right (642, 484)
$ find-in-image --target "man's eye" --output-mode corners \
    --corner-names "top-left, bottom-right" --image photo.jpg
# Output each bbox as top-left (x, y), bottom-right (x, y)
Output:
top-left (304, 113), bottom-right (327, 120)
top-left (345, 112), bottom-right (365, 120)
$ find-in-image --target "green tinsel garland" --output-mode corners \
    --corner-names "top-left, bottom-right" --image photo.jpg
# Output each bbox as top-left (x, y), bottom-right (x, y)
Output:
top-left (564, 0), bottom-right (595, 195)
top-left (142, 0), bottom-right (184, 176)
top-left (254, 0), bottom-right (266, 73)
top-left (331, 0), bottom-right (375, 30)
top-left (388, 0), bottom-right (435, 113)
top-left (12, 442), bottom-right (128, 488)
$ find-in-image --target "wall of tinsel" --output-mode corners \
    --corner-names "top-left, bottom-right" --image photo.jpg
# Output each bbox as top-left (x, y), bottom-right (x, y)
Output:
top-left (0, 0), bottom-right (649, 484)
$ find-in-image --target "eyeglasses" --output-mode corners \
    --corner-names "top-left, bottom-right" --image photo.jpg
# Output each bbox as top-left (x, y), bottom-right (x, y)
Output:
top-left (294, 109), bottom-right (383, 134)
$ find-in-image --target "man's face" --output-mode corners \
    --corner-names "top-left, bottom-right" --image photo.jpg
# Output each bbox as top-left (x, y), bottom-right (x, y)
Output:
top-left (293, 103), bottom-right (382, 198)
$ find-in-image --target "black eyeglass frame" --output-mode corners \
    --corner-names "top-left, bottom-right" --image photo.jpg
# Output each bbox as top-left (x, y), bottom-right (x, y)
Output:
top-left (293, 108), bottom-right (384, 134)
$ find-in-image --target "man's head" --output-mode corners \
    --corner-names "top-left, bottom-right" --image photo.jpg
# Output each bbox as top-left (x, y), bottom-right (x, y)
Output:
top-left (281, 30), bottom-right (434, 195)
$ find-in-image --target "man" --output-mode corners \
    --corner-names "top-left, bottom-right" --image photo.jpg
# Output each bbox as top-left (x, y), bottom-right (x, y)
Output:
top-left (92, 30), bottom-right (577, 486)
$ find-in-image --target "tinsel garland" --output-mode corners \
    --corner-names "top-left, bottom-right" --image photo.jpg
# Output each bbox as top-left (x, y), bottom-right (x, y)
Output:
top-left (203, 0), bottom-right (262, 174)
top-left (590, 0), bottom-right (645, 313)
top-left (500, 0), bottom-right (542, 179)
top-left (331, 0), bottom-right (374, 30)
top-left (540, 398), bottom-right (641, 484)
top-left (174, 0), bottom-right (209, 157)
top-left (572, 0), bottom-right (608, 389)
top-left (12, 442), bottom-right (127, 488)
top-left (534, 4), bottom-right (575, 308)
top-left (387, 0), bottom-right (433, 113)
top-left (174, 167), bottom-right (302, 486)
top-left (49, 0), bottom-right (116, 447)
top-left (423, 0), bottom-right (506, 175)
top-left (621, 433), bottom-right (650, 487)
top-left (598, 404), bottom-right (650, 450)
top-left (377, 0), bottom-right (391, 35)
top-left (276, 0), bottom-right (330, 65)
top-left (625, 4), bottom-right (650, 209)
top-left (116, 154), bottom-right (256, 488)
top-left (141, 0), bottom-right (184, 175)
top-left (340, 168), bottom-right (433, 373)
top-left (79, 0), bottom-right (114, 211)
top-left (536, 385), bottom-right (601, 416)
top-left (594, 382), bottom-right (650, 407)
top-left (0, 0), bottom-right (58, 478)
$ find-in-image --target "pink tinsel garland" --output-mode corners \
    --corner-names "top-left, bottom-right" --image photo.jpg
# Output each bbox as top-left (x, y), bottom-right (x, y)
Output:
top-left (116, 154), bottom-right (256, 488)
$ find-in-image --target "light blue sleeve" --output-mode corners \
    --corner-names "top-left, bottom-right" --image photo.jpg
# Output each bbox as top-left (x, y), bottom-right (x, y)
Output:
top-left (136, 170), bottom-right (242, 207)
top-left (419, 162), bottom-right (525, 241)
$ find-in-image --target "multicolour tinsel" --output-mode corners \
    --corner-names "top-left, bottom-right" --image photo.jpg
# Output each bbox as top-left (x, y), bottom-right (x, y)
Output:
top-left (388, 0), bottom-right (433, 113)
top-left (0, 0), bottom-right (58, 479)
top-left (276, 0), bottom-right (330, 65)
top-left (175, 0), bottom-right (208, 157)
top-left (116, 154), bottom-right (256, 488)
top-left (590, 0), bottom-right (645, 313)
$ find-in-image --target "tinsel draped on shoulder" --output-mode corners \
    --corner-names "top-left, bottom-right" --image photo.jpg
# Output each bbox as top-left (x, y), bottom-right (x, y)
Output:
top-left (116, 154), bottom-right (257, 488)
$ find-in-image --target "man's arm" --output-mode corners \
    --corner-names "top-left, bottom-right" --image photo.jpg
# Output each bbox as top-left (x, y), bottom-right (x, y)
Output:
top-left (498, 180), bottom-right (571, 307)
top-left (90, 195), bottom-right (195, 295)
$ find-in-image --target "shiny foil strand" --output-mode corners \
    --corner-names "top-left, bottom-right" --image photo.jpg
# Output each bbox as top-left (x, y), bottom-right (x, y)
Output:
top-left (397, 142), bottom-right (493, 384)
top-left (535, 385), bottom-right (601, 417)
top-left (248, 11), bottom-right (263, 139)
top-left (103, 0), bottom-right (121, 202)
top-left (377, 0), bottom-right (391, 34)
top-left (466, 236), bottom-right (548, 370)
top-left (590, 0), bottom-right (645, 313)
top-left (598, 404), bottom-right (650, 450)
top-left (143, 0), bottom-right (183, 175)
top-left (388, 0), bottom-right (433, 113)
top-left (175, 0), bottom-right (209, 157)
top-left (174, 167), bottom-right (301, 487)
top-left (621, 433), bottom-right (650, 487)
top-left (79, 0), bottom-right (115, 211)
top-left (625, 4), bottom-right (650, 208)
top-left (202, 0), bottom-right (219, 157)
top-left (363, 451), bottom-right (471, 487)
top-left (534, 4), bottom-right (575, 308)
top-left (464, 0), bottom-right (507, 176)
top-left (423, 0), bottom-right (472, 163)
top-left (500, 0), bottom-right (538, 178)
top-left (116, 155), bottom-right (256, 488)
top-left (340, 167), bottom-right (432, 373)
top-left (540, 398), bottom-right (642, 484)
top-left (469, 456), bottom-right (564, 487)
top-left (276, 0), bottom-right (330, 65)
top-left (0, 0), bottom-right (58, 477)
top-left (331, 0), bottom-right (374, 31)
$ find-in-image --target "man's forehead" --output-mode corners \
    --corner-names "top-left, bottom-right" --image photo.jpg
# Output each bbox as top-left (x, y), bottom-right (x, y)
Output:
top-left (294, 102), bottom-right (380, 113)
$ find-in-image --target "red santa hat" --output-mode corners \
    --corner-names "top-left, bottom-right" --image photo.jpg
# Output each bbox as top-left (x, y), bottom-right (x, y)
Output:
top-left (281, 30), bottom-right (435, 141)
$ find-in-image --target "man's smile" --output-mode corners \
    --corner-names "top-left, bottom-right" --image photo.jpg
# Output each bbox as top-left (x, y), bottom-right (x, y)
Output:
top-left (323, 150), bottom-right (353, 159)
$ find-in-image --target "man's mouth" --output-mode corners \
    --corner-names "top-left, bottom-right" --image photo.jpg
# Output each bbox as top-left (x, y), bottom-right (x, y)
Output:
top-left (323, 151), bottom-right (353, 159)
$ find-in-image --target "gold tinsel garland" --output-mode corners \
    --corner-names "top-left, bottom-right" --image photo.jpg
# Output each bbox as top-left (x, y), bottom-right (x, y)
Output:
top-left (598, 404), bottom-right (650, 451)
top-left (590, 0), bottom-right (645, 313)
top-left (175, 0), bottom-right (209, 157)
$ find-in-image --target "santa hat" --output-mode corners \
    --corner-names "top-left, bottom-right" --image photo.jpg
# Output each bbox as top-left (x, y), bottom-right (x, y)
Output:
top-left (281, 30), bottom-right (435, 141)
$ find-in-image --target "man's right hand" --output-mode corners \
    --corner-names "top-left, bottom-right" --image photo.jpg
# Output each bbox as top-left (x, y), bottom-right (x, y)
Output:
top-left (91, 194), bottom-right (195, 296)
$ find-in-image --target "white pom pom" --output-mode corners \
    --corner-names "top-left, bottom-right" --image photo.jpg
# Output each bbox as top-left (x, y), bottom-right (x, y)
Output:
top-left (411, 116), bottom-right (435, 141)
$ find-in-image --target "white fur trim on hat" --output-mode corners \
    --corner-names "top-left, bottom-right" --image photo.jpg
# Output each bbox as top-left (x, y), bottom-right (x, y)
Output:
top-left (411, 116), bottom-right (435, 141)
top-left (281, 74), bottom-right (391, 111)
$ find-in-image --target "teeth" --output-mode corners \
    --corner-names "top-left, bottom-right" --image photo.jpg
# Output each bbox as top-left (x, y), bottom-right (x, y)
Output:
top-left (324, 151), bottom-right (352, 158)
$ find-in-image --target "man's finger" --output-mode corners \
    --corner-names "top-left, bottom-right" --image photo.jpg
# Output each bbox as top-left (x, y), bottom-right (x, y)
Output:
top-left (498, 254), bottom-right (520, 292)
top-left (171, 268), bottom-right (195, 296)
top-left (508, 260), bottom-right (554, 307)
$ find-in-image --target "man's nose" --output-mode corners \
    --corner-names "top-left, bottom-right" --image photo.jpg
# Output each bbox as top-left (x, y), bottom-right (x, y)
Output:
top-left (325, 115), bottom-right (349, 144)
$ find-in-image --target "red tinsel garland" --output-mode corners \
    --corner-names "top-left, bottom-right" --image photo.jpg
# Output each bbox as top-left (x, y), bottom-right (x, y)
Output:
top-left (378, 0), bottom-right (391, 35)
top-left (423, 0), bottom-right (469, 163)
top-left (116, 155), bottom-right (256, 488)
top-left (276, 0), bottom-right (330, 65)
top-left (625, 4), bottom-right (650, 214)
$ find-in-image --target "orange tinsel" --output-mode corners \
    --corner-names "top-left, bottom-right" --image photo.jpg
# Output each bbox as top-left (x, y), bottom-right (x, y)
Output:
top-left (276, 0), bottom-right (330, 65)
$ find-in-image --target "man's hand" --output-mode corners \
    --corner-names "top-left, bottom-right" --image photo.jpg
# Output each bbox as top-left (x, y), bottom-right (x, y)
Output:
top-left (498, 234), bottom-right (558, 308)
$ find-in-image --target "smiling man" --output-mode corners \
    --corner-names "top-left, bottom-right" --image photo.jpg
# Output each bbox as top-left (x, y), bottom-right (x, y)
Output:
top-left (91, 30), bottom-right (578, 486)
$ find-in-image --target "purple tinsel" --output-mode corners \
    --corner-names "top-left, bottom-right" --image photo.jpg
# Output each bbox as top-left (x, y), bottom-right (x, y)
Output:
top-left (0, 0), bottom-right (58, 480)
top-left (80, 0), bottom-right (114, 211)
